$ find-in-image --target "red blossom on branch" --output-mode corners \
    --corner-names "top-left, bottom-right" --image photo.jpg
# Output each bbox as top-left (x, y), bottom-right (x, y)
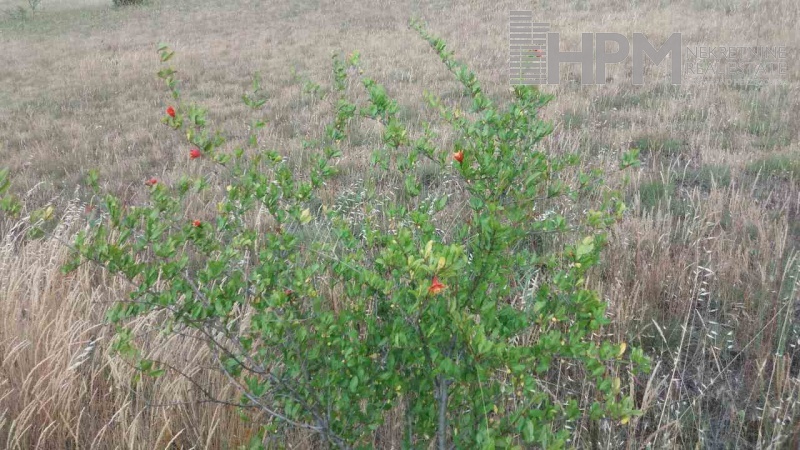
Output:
top-left (428, 276), bottom-right (446, 295)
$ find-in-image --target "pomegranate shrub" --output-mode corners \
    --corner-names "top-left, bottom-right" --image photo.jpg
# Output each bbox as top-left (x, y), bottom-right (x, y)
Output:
top-left (61, 22), bottom-right (649, 449)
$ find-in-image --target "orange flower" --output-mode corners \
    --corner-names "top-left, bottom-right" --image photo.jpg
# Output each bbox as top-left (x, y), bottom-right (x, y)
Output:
top-left (145, 178), bottom-right (158, 187)
top-left (189, 148), bottom-right (202, 159)
top-left (428, 275), bottom-right (446, 295)
top-left (166, 106), bottom-right (176, 118)
top-left (192, 220), bottom-right (202, 228)
top-left (453, 151), bottom-right (464, 164)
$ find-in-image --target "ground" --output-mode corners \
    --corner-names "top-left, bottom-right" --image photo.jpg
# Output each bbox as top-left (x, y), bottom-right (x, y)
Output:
top-left (1, 0), bottom-right (799, 448)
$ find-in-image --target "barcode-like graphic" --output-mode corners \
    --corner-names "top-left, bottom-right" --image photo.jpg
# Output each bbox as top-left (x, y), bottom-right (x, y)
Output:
top-left (510, 11), bottom-right (548, 85)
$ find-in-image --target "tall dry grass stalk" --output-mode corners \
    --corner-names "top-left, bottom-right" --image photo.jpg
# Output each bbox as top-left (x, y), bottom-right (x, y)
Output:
top-left (597, 180), bottom-right (800, 448)
top-left (0, 203), bottom-right (262, 449)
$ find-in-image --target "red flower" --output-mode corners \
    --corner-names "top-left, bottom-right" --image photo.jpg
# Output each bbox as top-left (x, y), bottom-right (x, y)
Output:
top-left (428, 276), bottom-right (446, 295)
top-left (192, 220), bottom-right (202, 228)
top-left (166, 106), bottom-right (176, 118)
top-left (145, 178), bottom-right (158, 187)
top-left (453, 151), bottom-right (464, 164)
top-left (189, 148), bottom-right (202, 159)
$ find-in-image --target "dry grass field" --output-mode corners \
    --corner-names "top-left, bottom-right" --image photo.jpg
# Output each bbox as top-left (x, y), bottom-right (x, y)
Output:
top-left (1, 0), bottom-right (799, 448)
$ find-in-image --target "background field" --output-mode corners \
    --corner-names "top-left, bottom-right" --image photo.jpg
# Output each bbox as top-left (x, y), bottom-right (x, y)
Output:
top-left (1, 0), bottom-right (799, 448)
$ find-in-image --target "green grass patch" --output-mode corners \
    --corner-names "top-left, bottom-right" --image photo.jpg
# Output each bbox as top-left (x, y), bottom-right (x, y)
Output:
top-left (675, 164), bottom-right (732, 191)
top-left (415, 162), bottom-right (441, 189)
top-left (638, 180), bottom-right (675, 209)
top-left (561, 110), bottom-right (587, 130)
top-left (745, 154), bottom-right (800, 181)
top-left (690, 0), bottom-right (740, 13)
top-left (635, 179), bottom-right (690, 217)
top-left (594, 83), bottom-right (681, 112)
top-left (0, 3), bottom-right (123, 35)
top-left (742, 86), bottom-right (795, 150)
top-left (716, 124), bottom-right (740, 151)
top-left (745, 117), bottom-right (793, 150)
top-left (633, 134), bottom-right (686, 158)
top-left (595, 91), bottom-right (648, 111)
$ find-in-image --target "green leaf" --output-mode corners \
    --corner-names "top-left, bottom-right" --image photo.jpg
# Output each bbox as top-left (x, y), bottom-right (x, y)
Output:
top-left (523, 419), bottom-right (535, 442)
top-left (404, 175), bottom-right (420, 197)
top-left (434, 195), bottom-right (448, 211)
top-left (469, 196), bottom-right (484, 210)
top-left (620, 148), bottom-right (641, 169)
top-left (349, 375), bottom-right (359, 392)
